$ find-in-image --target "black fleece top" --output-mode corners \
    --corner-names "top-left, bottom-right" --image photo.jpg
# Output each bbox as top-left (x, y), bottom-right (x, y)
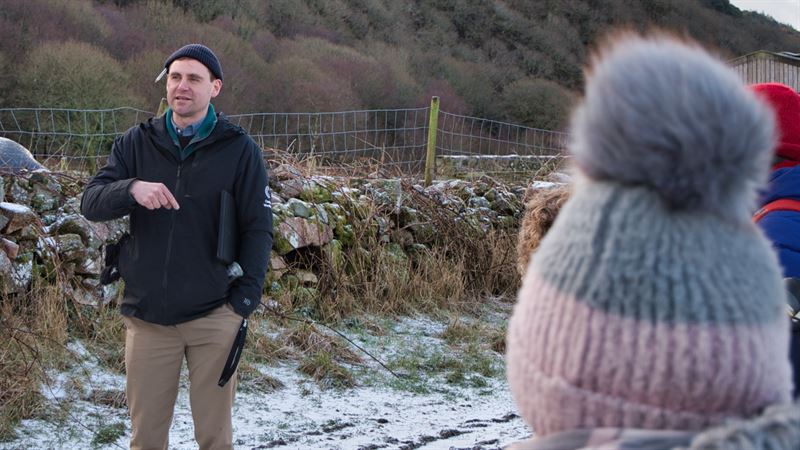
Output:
top-left (80, 112), bottom-right (272, 325)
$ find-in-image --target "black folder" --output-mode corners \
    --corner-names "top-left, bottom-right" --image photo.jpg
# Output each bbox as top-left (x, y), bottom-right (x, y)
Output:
top-left (217, 190), bottom-right (238, 265)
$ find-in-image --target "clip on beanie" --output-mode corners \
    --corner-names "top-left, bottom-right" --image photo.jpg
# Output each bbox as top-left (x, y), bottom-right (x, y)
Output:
top-left (160, 44), bottom-right (223, 82)
top-left (506, 34), bottom-right (793, 438)
top-left (751, 83), bottom-right (800, 163)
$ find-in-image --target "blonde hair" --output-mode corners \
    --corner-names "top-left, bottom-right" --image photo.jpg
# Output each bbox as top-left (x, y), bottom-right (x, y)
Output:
top-left (516, 185), bottom-right (570, 276)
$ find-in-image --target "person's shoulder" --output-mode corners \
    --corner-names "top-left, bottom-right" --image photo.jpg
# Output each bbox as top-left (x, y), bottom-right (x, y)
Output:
top-left (120, 115), bottom-right (163, 140)
top-left (215, 114), bottom-right (261, 153)
top-left (112, 115), bottom-right (165, 157)
top-left (215, 113), bottom-right (249, 137)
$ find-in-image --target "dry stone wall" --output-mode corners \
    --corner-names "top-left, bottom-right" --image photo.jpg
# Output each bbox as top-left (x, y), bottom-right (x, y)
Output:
top-left (0, 166), bottom-right (528, 305)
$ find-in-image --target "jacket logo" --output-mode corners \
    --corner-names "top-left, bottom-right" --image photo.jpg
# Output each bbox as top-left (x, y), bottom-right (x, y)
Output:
top-left (263, 186), bottom-right (272, 209)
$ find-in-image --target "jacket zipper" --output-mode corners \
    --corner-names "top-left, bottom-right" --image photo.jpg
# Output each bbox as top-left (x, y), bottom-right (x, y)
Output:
top-left (161, 162), bottom-right (182, 315)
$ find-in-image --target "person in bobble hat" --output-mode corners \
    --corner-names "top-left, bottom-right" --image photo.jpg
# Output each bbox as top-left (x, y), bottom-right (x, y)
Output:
top-left (505, 32), bottom-right (800, 450)
top-left (81, 43), bottom-right (272, 450)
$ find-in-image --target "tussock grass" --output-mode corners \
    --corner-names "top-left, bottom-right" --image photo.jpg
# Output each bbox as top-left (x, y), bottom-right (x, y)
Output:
top-left (84, 389), bottom-right (126, 409)
top-left (245, 321), bottom-right (293, 365)
top-left (298, 351), bottom-right (356, 389)
top-left (439, 318), bottom-right (507, 355)
top-left (283, 323), bottom-right (362, 365)
top-left (237, 363), bottom-right (286, 393)
top-left (282, 323), bottom-right (363, 389)
top-left (439, 319), bottom-right (483, 346)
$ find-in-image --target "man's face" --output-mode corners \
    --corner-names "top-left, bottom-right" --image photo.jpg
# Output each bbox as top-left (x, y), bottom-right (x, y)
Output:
top-left (166, 57), bottom-right (222, 124)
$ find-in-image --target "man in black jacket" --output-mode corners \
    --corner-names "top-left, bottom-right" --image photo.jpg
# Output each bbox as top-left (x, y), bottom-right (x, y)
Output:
top-left (81, 44), bottom-right (272, 450)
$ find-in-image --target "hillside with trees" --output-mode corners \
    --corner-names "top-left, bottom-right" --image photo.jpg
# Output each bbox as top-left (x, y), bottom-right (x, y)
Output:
top-left (2, 0), bottom-right (799, 130)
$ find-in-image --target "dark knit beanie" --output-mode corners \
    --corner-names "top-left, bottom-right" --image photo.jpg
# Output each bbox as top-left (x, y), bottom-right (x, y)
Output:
top-left (164, 44), bottom-right (223, 81)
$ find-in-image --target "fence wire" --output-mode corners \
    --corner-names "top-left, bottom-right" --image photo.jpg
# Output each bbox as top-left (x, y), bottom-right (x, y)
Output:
top-left (0, 106), bottom-right (568, 180)
top-left (229, 108), bottom-right (431, 175)
top-left (0, 107), bottom-right (152, 173)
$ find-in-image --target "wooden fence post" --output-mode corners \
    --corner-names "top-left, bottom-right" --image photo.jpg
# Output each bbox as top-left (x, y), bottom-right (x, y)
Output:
top-left (424, 96), bottom-right (439, 186)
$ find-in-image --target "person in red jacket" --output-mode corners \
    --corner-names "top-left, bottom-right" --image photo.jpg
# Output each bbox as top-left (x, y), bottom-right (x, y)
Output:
top-left (751, 82), bottom-right (800, 398)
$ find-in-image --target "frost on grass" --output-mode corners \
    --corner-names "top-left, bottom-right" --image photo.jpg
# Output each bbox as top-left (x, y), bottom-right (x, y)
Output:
top-left (3, 314), bottom-right (531, 450)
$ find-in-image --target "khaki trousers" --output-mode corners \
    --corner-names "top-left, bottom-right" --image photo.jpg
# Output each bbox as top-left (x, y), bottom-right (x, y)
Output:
top-left (123, 304), bottom-right (242, 450)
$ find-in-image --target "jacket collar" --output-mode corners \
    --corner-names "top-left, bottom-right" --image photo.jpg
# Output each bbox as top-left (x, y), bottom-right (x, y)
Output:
top-left (144, 106), bottom-right (241, 162)
top-left (165, 104), bottom-right (218, 160)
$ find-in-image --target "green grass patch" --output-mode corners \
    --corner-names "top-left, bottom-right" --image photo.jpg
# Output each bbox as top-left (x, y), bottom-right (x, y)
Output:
top-left (91, 421), bottom-right (126, 447)
top-left (298, 351), bottom-right (355, 389)
top-left (388, 342), bottom-right (501, 392)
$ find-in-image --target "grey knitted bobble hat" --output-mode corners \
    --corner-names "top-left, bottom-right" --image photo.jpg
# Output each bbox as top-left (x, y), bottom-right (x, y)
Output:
top-left (507, 34), bottom-right (792, 438)
top-left (163, 44), bottom-right (223, 81)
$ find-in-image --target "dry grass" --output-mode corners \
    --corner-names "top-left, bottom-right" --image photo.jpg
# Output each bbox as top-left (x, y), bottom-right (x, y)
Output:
top-left (71, 301), bottom-right (126, 373)
top-left (298, 351), bottom-right (356, 389)
top-left (440, 317), bottom-right (506, 354)
top-left (244, 319), bottom-right (293, 365)
top-left (283, 323), bottom-right (362, 365)
top-left (284, 178), bottom-right (522, 322)
top-left (0, 279), bottom-right (68, 439)
top-left (0, 263), bottom-right (126, 439)
top-left (237, 363), bottom-right (286, 393)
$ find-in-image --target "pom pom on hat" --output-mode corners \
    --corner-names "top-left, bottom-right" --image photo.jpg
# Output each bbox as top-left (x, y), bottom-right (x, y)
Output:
top-left (569, 34), bottom-right (775, 220)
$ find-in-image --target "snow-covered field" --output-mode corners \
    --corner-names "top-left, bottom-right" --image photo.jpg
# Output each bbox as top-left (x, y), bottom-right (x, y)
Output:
top-left (1, 315), bottom-right (531, 450)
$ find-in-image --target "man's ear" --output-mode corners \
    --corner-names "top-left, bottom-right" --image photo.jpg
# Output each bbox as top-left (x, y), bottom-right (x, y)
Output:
top-left (211, 79), bottom-right (222, 98)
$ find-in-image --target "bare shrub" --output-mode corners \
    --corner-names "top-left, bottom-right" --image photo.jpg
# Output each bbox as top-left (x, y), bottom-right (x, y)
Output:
top-left (362, 42), bottom-right (423, 108)
top-left (500, 78), bottom-right (576, 130)
top-left (15, 41), bottom-right (145, 109)
top-left (273, 37), bottom-right (394, 108)
top-left (0, 0), bottom-right (109, 60)
top-left (261, 54), bottom-right (362, 113)
top-left (420, 79), bottom-right (469, 115)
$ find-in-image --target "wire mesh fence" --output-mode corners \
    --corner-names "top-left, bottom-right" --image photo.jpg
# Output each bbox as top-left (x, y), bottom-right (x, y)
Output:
top-left (0, 104), bottom-right (568, 181)
top-left (0, 107), bottom-right (153, 174)
top-left (229, 108), bottom-right (431, 175)
top-left (435, 111), bottom-right (568, 181)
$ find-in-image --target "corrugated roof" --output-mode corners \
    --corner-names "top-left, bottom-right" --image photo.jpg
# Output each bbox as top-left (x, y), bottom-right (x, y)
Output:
top-left (730, 50), bottom-right (800, 65)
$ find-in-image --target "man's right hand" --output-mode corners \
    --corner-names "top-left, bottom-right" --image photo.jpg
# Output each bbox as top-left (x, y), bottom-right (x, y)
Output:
top-left (129, 181), bottom-right (180, 210)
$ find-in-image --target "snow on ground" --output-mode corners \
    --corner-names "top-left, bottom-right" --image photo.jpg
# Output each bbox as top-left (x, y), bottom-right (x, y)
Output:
top-left (1, 314), bottom-right (532, 450)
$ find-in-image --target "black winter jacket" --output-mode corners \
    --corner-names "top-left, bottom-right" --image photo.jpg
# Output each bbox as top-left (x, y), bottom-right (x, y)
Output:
top-left (81, 113), bottom-right (272, 325)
